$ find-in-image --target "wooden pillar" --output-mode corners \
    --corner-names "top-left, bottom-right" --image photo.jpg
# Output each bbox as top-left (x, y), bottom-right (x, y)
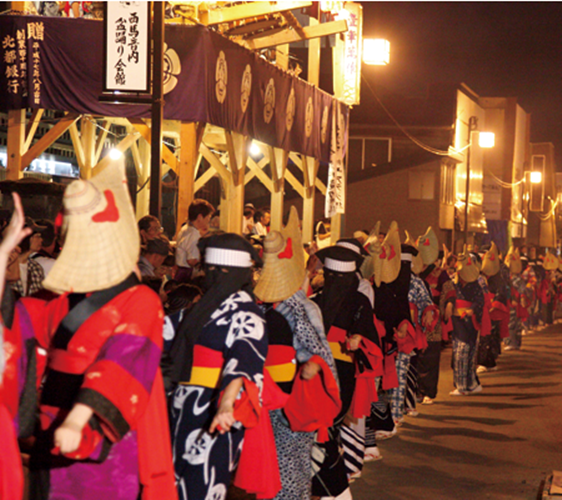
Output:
top-left (302, 156), bottom-right (319, 243)
top-left (176, 122), bottom-right (202, 236)
top-left (307, 16), bottom-right (320, 86)
top-left (269, 147), bottom-right (288, 231)
top-left (7, 109), bottom-right (25, 181)
top-left (225, 131), bottom-right (250, 234)
top-left (276, 44), bottom-right (289, 71)
top-left (81, 116), bottom-right (96, 180)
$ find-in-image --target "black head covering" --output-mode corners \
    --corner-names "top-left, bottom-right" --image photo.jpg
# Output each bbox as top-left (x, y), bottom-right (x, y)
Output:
top-left (170, 233), bottom-right (262, 383)
top-left (314, 245), bottom-right (362, 332)
top-left (316, 244), bottom-right (365, 270)
top-left (336, 238), bottom-right (370, 256)
top-left (400, 243), bottom-right (419, 257)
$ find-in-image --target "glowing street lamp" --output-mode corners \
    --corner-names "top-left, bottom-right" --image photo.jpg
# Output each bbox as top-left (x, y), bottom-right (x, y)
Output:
top-left (363, 38), bottom-right (390, 66)
top-left (478, 132), bottom-right (495, 149)
top-left (464, 116), bottom-right (495, 244)
top-left (530, 171), bottom-right (542, 184)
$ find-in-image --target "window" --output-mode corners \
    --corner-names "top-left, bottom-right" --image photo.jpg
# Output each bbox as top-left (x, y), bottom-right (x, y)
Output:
top-left (364, 138), bottom-right (391, 168)
top-left (409, 170), bottom-right (435, 200)
top-left (347, 137), bottom-right (392, 170)
top-left (348, 138), bottom-right (363, 173)
top-left (440, 161), bottom-right (455, 205)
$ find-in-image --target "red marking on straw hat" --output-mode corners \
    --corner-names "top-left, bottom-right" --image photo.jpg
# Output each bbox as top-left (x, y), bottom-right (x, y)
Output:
top-left (423, 239), bottom-right (430, 246)
top-left (278, 237), bottom-right (293, 259)
top-left (388, 245), bottom-right (396, 260)
top-left (92, 190), bottom-right (119, 223)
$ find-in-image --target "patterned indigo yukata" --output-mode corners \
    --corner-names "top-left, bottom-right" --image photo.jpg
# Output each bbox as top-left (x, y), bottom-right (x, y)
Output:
top-left (264, 290), bottom-right (335, 500)
top-left (451, 280), bottom-right (484, 392)
top-left (20, 284), bottom-right (173, 500)
top-left (170, 291), bottom-right (267, 500)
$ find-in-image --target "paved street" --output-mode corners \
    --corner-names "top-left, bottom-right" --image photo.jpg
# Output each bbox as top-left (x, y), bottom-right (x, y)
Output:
top-left (352, 324), bottom-right (562, 500)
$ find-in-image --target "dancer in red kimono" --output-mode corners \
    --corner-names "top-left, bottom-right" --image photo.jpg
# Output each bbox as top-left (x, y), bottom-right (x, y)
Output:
top-left (3, 161), bottom-right (177, 500)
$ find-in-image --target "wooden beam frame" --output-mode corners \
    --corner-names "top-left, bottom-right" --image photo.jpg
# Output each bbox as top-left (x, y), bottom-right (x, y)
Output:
top-left (68, 122), bottom-right (86, 173)
top-left (128, 118), bottom-right (179, 172)
top-left (23, 108), bottom-right (44, 152)
top-left (200, 1), bottom-right (312, 26)
top-left (94, 119), bottom-right (111, 164)
top-left (7, 109), bottom-right (25, 180)
top-left (200, 143), bottom-right (232, 183)
top-left (245, 156), bottom-right (272, 191)
top-left (92, 132), bottom-right (140, 176)
top-left (21, 113), bottom-right (81, 170)
top-left (244, 19), bottom-right (348, 50)
top-left (290, 152), bottom-right (326, 194)
top-left (225, 130), bottom-right (250, 186)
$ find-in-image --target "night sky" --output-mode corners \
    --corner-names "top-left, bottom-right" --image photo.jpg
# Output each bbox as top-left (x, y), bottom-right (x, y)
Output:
top-left (358, 2), bottom-right (562, 167)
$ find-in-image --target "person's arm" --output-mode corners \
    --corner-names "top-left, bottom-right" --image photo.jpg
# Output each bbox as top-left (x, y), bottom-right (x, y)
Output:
top-left (210, 377), bottom-right (243, 434)
top-left (0, 193), bottom-right (31, 303)
top-left (53, 403), bottom-right (94, 454)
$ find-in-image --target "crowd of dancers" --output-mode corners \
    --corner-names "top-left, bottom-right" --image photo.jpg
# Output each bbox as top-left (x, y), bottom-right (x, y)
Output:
top-left (1, 159), bottom-right (561, 500)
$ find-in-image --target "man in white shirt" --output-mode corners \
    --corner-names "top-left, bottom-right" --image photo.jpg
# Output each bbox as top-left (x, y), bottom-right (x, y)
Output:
top-left (251, 208), bottom-right (270, 237)
top-left (175, 199), bottom-right (214, 282)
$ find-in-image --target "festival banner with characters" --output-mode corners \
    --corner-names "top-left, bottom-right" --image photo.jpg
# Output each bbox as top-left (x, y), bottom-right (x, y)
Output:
top-left (0, 16), bottom-right (348, 164)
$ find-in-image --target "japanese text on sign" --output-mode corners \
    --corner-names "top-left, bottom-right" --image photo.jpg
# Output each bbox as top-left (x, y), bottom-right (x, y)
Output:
top-left (3, 22), bottom-right (43, 100)
top-left (104, 2), bottom-right (149, 93)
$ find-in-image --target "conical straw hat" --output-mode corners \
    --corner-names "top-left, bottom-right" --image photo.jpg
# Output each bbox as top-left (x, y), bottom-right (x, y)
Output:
top-left (543, 250), bottom-right (559, 271)
top-left (481, 242), bottom-right (500, 277)
top-left (374, 221), bottom-right (401, 287)
top-left (360, 221), bottom-right (380, 280)
top-left (254, 206), bottom-right (305, 303)
top-left (505, 246), bottom-right (522, 274)
top-left (456, 245), bottom-right (480, 283)
top-left (43, 160), bottom-right (139, 294)
top-left (417, 226), bottom-right (439, 265)
top-left (405, 230), bottom-right (424, 275)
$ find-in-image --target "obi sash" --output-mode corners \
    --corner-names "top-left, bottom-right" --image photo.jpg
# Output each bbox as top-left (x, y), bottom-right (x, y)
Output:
top-left (455, 299), bottom-right (473, 319)
top-left (180, 345), bottom-right (224, 389)
top-left (327, 325), bottom-right (353, 363)
top-left (454, 299), bottom-right (480, 332)
top-left (265, 345), bottom-right (297, 383)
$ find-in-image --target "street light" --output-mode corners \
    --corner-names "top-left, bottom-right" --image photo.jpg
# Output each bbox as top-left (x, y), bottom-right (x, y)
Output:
top-left (363, 38), bottom-right (390, 65)
top-left (464, 116), bottom-right (495, 244)
top-left (530, 171), bottom-right (542, 184)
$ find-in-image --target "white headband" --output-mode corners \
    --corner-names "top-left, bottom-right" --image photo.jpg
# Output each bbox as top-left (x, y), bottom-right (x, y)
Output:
top-left (205, 247), bottom-right (253, 268)
top-left (324, 257), bottom-right (356, 273)
top-left (336, 241), bottom-right (361, 255)
top-left (401, 254), bottom-right (413, 262)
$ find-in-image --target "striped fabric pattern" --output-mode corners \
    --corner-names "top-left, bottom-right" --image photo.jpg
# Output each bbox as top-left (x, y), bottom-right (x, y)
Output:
top-left (389, 351), bottom-right (412, 421)
top-left (405, 355), bottom-right (418, 412)
top-left (452, 337), bottom-right (478, 392)
top-left (341, 422), bottom-right (365, 477)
